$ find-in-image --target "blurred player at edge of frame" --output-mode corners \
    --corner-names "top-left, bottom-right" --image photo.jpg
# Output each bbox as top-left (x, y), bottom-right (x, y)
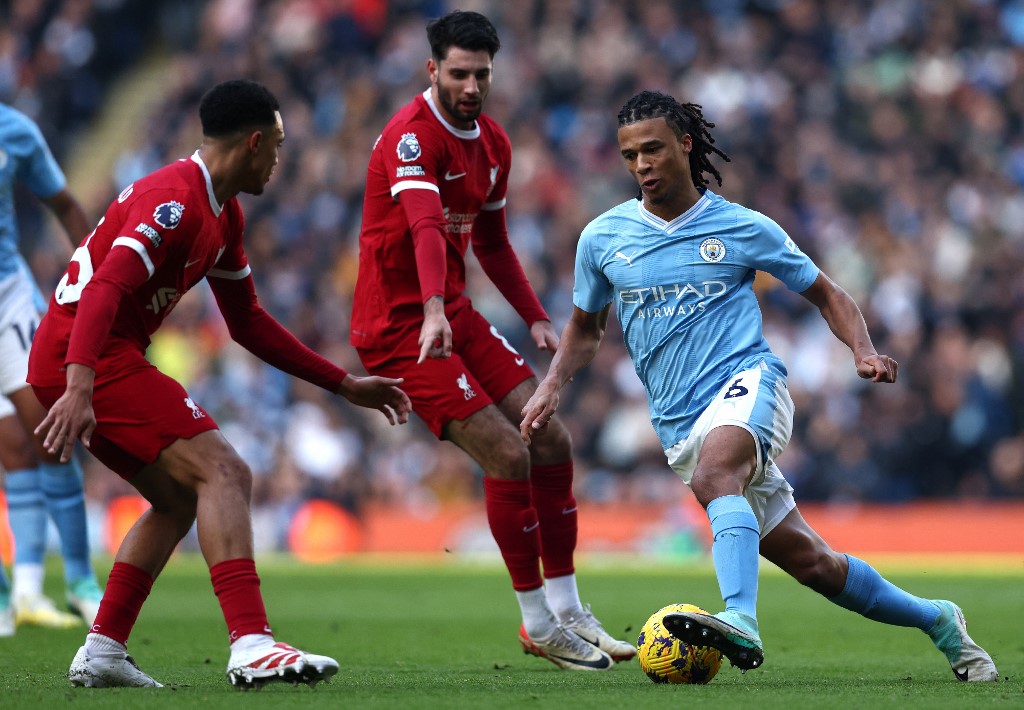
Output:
top-left (521, 90), bottom-right (998, 683)
top-left (0, 101), bottom-right (105, 635)
top-left (28, 79), bottom-right (411, 689)
top-left (349, 10), bottom-right (634, 671)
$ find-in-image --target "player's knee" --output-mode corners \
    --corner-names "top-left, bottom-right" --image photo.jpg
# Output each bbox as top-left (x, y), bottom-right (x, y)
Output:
top-left (205, 455), bottom-right (254, 496)
top-left (788, 548), bottom-right (846, 595)
top-left (488, 438), bottom-right (531, 480)
top-left (527, 416), bottom-right (572, 462)
top-left (148, 488), bottom-right (198, 533)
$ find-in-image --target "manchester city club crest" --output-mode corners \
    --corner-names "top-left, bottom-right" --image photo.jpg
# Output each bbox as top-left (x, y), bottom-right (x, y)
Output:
top-left (397, 132), bottom-right (422, 162)
top-left (699, 237), bottom-right (726, 263)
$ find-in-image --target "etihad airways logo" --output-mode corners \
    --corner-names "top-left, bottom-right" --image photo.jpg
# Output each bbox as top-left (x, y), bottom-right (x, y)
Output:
top-left (620, 281), bottom-right (726, 319)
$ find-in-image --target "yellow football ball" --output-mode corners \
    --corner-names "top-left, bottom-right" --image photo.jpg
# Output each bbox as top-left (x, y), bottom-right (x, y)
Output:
top-left (636, 603), bottom-right (723, 684)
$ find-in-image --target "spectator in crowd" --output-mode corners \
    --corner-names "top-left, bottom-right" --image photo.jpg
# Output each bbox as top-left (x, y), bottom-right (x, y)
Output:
top-left (8, 1), bottom-right (1024, 553)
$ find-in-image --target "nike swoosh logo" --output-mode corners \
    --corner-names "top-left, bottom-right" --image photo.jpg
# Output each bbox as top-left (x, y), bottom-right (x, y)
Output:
top-left (515, 357), bottom-right (525, 366)
top-left (522, 522), bottom-right (540, 533)
top-left (185, 259), bottom-right (202, 268)
top-left (444, 171), bottom-right (467, 181)
top-left (548, 652), bottom-right (611, 670)
top-left (561, 506), bottom-right (577, 515)
top-left (953, 666), bottom-right (969, 681)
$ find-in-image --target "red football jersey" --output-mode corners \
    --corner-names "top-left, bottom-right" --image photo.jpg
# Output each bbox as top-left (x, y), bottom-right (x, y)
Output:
top-left (350, 90), bottom-right (512, 349)
top-left (29, 153), bottom-right (249, 385)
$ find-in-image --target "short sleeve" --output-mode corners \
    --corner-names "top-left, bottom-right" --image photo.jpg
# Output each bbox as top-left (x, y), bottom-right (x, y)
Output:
top-left (15, 116), bottom-right (65, 198)
top-left (743, 211), bottom-right (819, 293)
top-left (572, 224), bottom-right (614, 313)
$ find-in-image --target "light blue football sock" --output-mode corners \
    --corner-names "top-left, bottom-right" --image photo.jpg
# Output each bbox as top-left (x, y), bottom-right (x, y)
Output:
top-left (0, 558), bottom-right (9, 606)
top-left (39, 461), bottom-right (95, 584)
top-left (707, 495), bottom-right (760, 620)
top-left (829, 554), bottom-right (939, 630)
top-left (4, 468), bottom-right (47, 565)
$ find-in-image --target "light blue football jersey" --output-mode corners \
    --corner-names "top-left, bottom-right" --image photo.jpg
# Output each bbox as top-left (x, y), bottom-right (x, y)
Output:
top-left (0, 103), bottom-right (66, 284)
top-left (574, 190), bottom-right (820, 449)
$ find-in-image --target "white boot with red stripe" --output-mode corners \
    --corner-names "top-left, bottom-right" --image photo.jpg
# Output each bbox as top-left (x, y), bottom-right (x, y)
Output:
top-left (226, 635), bottom-right (339, 690)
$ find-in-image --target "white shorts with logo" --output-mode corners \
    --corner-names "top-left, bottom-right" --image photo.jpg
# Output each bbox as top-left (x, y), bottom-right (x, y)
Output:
top-left (664, 361), bottom-right (796, 537)
top-left (0, 269), bottom-right (41, 415)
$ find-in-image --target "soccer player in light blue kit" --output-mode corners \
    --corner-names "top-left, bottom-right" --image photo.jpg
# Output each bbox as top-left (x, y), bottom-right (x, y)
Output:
top-left (0, 102), bottom-right (103, 633)
top-left (521, 91), bottom-right (998, 682)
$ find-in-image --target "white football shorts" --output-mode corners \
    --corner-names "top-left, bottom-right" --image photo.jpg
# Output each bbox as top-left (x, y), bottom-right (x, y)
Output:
top-left (0, 269), bottom-right (41, 399)
top-left (664, 361), bottom-right (796, 537)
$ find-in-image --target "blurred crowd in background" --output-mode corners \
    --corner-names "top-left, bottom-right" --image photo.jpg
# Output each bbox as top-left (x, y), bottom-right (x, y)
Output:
top-left (5, 0), bottom-right (1024, 550)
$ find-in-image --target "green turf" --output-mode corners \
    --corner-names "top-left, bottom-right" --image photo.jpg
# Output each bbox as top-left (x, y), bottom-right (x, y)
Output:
top-left (0, 554), bottom-right (1020, 708)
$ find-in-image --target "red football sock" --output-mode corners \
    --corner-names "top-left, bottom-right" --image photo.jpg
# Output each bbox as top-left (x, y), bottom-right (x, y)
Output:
top-left (483, 477), bottom-right (543, 591)
top-left (91, 561), bottom-right (153, 645)
top-left (210, 558), bottom-right (272, 642)
top-left (530, 461), bottom-right (577, 579)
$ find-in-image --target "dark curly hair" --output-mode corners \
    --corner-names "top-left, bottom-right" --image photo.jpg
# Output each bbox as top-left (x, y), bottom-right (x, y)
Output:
top-left (618, 90), bottom-right (730, 191)
top-left (199, 79), bottom-right (280, 137)
top-left (426, 10), bottom-right (501, 62)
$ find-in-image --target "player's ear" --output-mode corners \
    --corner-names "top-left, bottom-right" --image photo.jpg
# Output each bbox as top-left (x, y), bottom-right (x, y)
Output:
top-left (247, 130), bottom-right (262, 154)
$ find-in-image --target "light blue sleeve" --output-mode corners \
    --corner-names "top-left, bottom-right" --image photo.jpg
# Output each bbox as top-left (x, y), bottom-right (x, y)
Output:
top-left (572, 224), bottom-right (614, 313)
top-left (14, 113), bottom-right (66, 199)
top-left (744, 210), bottom-right (819, 293)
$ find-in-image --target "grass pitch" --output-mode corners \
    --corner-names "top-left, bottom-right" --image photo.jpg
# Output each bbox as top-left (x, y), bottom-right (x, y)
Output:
top-left (0, 554), bottom-right (1020, 709)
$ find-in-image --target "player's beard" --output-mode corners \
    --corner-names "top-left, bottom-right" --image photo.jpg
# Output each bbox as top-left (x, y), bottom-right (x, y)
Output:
top-left (436, 78), bottom-right (483, 126)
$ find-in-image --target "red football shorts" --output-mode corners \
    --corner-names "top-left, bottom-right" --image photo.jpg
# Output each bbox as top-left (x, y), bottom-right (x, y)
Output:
top-left (32, 353), bottom-right (219, 480)
top-left (357, 305), bottom-right (534, 437)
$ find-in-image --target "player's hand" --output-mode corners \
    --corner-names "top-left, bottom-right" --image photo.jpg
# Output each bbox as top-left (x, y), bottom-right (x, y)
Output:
top-left (856, 353), bottom-right (898, 383)
top-left (520, 379), bottom-right (561, 445)
top-left (417, 297), bottom-right (452, 364)
top-left (34, 365), bottom-right (97, 463)
top-left (338, 374), bottom-right (412, 425)
top-left (530, 320), bottom-right (559, 352)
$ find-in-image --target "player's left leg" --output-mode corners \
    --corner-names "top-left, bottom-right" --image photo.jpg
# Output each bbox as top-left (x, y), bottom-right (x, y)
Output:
top-left (759, 506), bottom-right (999, 682)
top-left (495, 377), bottom-right (635, 662)
top-left (16, 375), bottom-right (106, 624)
top-left (0, 410), bottom-right (81, 629)
top-left (661, 365), bottom-right (795, 671)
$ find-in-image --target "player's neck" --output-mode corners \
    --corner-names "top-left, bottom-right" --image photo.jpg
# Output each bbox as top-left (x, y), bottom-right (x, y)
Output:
top-left (643, 186), bottom-right (702, 222)
top-left (197, 144), bottom-right (243, 205)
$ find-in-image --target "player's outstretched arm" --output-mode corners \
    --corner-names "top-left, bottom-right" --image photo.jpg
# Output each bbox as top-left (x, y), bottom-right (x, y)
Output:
top-left (337, 374), bottom-right (412, 426)
top-left (43, 189), bottom-right (92, 247)
top-left (800, 271), bottom-right (898, 383)
top-left (520, 305), bottom-right (610, 444)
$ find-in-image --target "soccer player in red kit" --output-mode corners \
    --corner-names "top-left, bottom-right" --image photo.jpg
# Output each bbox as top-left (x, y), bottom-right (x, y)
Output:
top-left (350, 11), bottom-right (633, 671)
top-left (28, 79), bottom-right (411, 689)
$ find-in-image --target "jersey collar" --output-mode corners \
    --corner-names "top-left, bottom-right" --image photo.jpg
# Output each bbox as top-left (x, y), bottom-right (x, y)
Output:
top-left (423, 89), bottom-right (480, 140)
top-left (190, 151), bottom-right (223, 217)
top-left (637, 191), bottom-right (713, 233)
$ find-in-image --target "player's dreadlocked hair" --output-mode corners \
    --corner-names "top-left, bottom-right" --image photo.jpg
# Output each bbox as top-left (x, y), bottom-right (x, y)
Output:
top-left (618, 90), bottom-right (730, 191)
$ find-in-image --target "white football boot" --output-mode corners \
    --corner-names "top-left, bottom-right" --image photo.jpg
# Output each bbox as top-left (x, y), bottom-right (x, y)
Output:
top-left (928, 601), bottom-right (999, 682)
top-left (226, 640), bottom-right (339, 690)
top-left (518, 623), bottom-right (613, 671)
top-left (68, 645), bottom-right (163, 688)
top-left (560, 605), bottom-right (637, 661)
